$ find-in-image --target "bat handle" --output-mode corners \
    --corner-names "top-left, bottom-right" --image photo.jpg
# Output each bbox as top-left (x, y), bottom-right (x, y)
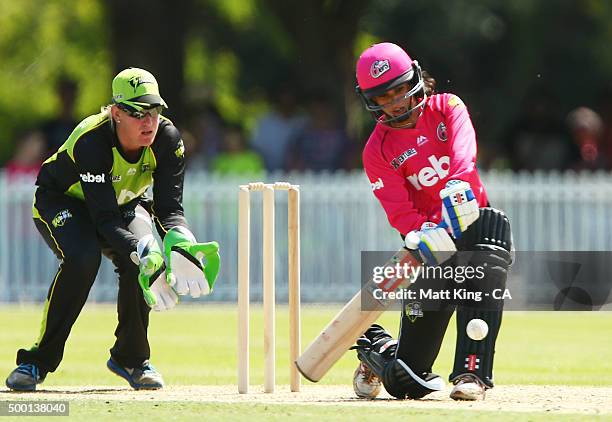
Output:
top-left (404, 220), bottom-right (453, 262)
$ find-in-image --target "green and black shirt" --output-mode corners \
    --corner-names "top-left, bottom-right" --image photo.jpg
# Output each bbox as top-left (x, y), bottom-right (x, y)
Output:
top-left (35, 110), bottom-right (188, 256)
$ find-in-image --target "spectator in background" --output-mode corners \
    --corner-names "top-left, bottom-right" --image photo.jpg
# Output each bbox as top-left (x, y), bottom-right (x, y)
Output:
top-left (289, 95), bottom-right (352, 172)
top-left (40, 76), bottom-right (79, 158)
top-left (184, 103), bottom-right (224, 170)
top-left (595, 87), bottom-right (612, 167)
top-left (212, 125), bottom-right (263, 175)
top-left (251, 85), bottom-right (306, 172)
top-left (4, 130), bottom-right (46, 181)
top-left (566, 107), bottom-right (608, 170)
top-left (178, 127), bottom-right (202, 170)
top-left (504, 89), bottom-right (576, 171)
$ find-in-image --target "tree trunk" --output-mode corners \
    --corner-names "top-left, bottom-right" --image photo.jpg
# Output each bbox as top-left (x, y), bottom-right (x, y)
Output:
top-left (106, 0), bottom-right (190, 122)
top-left (264, 0), bottom-right (370, 104)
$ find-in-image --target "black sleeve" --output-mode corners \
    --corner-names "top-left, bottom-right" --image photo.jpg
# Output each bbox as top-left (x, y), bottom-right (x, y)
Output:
top-left (151, 123), bottom-right (188, 234)
top-left (73, 136), bottom-right (139, 255)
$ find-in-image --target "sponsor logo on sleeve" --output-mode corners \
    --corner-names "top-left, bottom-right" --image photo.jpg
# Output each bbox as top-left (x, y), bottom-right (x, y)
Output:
top-left (436, 122), bottom-right (447, 142)
top-left (448, 95), bottom-right (464, 108)
top-left (52, 209), bottom-right (72, 227)
top-left (406, 155), bottom-right (450, 190)
top-left (175, 139), bottom-right (185, 159)
top-left (370, 60), bottom-right (390, 78)
top-left (390, 148), bottom-right (417, 170)
top-left (370, 178), bottom-right (384, 191)
top-left (79, 172), bottom-right (105, 183)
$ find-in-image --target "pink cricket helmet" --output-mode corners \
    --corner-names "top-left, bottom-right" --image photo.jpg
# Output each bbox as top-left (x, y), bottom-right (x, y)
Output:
top-left (355, 42), bottom-right (426, 125)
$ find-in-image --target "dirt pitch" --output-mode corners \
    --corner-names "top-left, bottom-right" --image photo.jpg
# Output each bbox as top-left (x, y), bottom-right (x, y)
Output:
top-left (2, 385), bottom-right (611, 415)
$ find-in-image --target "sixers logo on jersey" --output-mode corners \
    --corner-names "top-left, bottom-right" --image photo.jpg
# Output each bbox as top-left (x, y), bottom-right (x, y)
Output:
top-left (370, 60), bottom-right (390, 78)
top-left (437, 122), bottom-right (447, 142)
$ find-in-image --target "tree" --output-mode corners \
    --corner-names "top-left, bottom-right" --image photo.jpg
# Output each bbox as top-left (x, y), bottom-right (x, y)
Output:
top-left (106, 0), bottom-right (191, 121)
top-left (0, 0), bottom-right (110, 162)
top-left (263, 0), bottom-right (370, 98)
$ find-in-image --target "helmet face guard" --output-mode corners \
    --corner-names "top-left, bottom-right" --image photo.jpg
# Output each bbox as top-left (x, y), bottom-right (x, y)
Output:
top-left (356, 60), bottom-right (426, 125)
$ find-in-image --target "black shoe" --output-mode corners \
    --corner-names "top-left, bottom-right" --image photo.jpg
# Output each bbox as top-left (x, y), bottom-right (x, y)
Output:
top-left (5, 363), bottom-right (46, 391)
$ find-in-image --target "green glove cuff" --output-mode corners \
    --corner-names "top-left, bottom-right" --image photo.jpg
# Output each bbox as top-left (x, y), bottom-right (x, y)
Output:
top-left (163, 227), bottom-right (195, 258)
top-left (138, 276), bottom-right (158, 306)
top-left (135, 235), bottom-right (165, 306)
top-left (189, 242), bottom-right (221, 289)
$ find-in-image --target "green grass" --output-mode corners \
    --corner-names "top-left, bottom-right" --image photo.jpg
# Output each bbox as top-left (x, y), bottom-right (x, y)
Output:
top-left (1, 305), bottom-right (609, 386)
top-left (1, 305), bottom-right (611, 420)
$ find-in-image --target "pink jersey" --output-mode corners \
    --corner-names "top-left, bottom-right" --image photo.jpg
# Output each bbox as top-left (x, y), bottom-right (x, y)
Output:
top-left (362, 93), bottom-right (488, 235)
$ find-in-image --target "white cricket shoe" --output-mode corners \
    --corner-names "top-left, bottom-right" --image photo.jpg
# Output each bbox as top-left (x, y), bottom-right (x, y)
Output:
top-left (450, 374), bottom-right (486, 401)
top-left (353, 362), bottom-right (382, 399)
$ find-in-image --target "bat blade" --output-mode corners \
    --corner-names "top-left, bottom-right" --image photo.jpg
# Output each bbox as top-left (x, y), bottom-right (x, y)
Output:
top-left (295, 248), bottom-right (422, 382)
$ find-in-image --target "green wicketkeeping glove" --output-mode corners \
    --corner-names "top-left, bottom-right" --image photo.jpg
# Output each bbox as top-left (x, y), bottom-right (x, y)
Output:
top-left (131, 235), bottom-right (178, 311)
top-left (163, 227), bottom-right (220, 297)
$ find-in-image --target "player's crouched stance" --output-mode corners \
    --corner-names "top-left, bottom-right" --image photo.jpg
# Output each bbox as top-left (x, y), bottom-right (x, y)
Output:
top-left (5, 68), bottom-right (220, 392)
top-left (352, 206), bottom-right (512, 401)
top-left (351, 43), bottom-right (513, 401)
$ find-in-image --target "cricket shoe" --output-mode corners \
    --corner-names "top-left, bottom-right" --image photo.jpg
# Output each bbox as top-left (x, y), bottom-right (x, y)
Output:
top-left (106, 358), bottom-right (164, 390)
top-left (353, 362), bottom-right (382, 399)
top-left (450, 373), bottom-right (486, 401)
top-left (5, 363), bottom-right (46, 392)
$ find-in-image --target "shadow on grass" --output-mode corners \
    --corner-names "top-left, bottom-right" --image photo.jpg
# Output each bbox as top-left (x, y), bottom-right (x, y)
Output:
top-left (1, 387), bottom-right (129, 394)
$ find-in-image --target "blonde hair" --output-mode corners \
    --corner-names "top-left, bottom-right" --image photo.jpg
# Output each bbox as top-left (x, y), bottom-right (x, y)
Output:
top-left (101, 104), bottom-right (115, 128)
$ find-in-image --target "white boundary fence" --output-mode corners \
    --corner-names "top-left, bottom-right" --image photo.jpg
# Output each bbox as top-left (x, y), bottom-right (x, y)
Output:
top-left (1, 170), bottom-right (612, 303)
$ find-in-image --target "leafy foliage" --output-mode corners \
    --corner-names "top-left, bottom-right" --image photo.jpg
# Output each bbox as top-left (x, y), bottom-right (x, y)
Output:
top-left (0, 0), bottom-right (110, 161)
top-left (2, 0), bottom-right (612, 164)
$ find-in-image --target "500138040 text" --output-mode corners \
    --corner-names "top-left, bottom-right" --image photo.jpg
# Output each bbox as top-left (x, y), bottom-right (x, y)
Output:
top-left (0, 401), bottom-right (69, 416)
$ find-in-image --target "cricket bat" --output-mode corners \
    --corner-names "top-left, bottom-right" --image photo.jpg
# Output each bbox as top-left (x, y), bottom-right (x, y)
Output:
top-left (294, 248), bottom-right (423, 382)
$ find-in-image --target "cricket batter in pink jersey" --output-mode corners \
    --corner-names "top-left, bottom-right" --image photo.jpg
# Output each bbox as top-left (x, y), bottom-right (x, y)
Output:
top-left (350, 43), bottom-right (513, 401)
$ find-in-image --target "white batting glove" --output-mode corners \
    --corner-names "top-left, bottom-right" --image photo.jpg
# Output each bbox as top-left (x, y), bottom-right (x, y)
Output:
top-left (440, 180), bottom-right (479, 238)
top-left (405, 222), bottom-right (457, 266)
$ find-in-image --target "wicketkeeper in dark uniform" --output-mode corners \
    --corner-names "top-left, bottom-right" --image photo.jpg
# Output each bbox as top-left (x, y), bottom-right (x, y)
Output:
top-left (351, 43), bottom-right (513, 401)
top-left (5, 68), bottom-right (220, 391)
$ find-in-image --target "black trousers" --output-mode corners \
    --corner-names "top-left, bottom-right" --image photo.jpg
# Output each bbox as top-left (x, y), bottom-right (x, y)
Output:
top-left (16, 189), bottom-right (153, 373)
top-left (395, 207), bottom-right (510, 386)
top-left (395, 275), bottom-right (456, 373)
